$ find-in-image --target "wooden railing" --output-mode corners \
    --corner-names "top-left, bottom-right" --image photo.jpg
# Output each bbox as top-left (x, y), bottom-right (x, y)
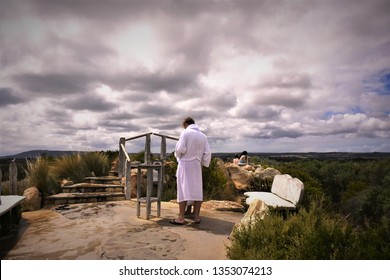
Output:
top-left (118, 132), bottom-right (179, 200)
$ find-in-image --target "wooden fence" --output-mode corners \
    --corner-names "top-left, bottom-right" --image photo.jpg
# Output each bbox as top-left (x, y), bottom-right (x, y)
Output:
top-left (118, 132), bottom-right (179, 200)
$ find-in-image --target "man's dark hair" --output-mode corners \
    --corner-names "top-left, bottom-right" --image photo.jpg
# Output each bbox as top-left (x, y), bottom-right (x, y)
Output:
top-left (183, 117), bottom-right (195, 127)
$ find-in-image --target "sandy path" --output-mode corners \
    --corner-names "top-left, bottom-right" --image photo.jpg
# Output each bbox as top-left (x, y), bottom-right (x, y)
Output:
top-left (1, 200), bottom-right (243, 260)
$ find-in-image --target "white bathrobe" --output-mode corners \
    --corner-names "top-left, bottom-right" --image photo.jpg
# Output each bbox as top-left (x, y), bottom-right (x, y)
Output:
top-left (175, 124), bottom-right (211, 202)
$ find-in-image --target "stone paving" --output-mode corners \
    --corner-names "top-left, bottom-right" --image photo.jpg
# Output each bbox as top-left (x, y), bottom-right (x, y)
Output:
top-left (1, 200), bottom-right (244, 260)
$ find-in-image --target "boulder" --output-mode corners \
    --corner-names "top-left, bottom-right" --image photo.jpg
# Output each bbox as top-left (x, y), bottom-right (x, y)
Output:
top-left (22, 186), bottom-right (42, 211)
top-left (230, 199), bottom-right (269, 239)
top-left (240, 199), bottom-right (269, 225)
top-left (128, 169), bottom-right (148, 198)
top-left (215, 158), bottom-right (235, 193)
top-left (110, 157), bottom-right (119, 173)
top-left (202, 200), bottom-right (245, 212)
top-left (61, 179), bottom-right (74, 187)
top-left (130, 170), bottom-right (138, 198)
top-left (225, 163), bottom-right (255, 190)
top-left (242, 164), bottom-right (255, 172)
top-left (254, 167), bottom-right (281, 180)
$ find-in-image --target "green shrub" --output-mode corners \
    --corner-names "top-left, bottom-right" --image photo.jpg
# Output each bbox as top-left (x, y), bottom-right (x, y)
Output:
top-left (203, 158), bottom-right (235, 201)
top-left (227, 201), bottom-right (355, 260)
top-left (161, 157), bottom-right (236, 202)
top-left (161, 161), bottom-right (178, 202)
top-left (52, 153), bottom-right (87, 183)
top-left (250, 156), bottom-right (281, 168)
top-left (359, 182), bottom-right (390, 227)
top-left (350, 217), bottom-right (390, 259)
top-left (0, 178), bottom-right (30, 196)
top-left (26, 157), bottom-right (50, 194)
top-left (81, 152), bottom-right (110, 177)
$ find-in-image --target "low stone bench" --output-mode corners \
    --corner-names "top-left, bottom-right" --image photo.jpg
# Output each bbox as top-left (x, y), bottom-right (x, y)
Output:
top-left (244, 174), bottom-right (304, 210)
top-left (0, 195), bottom-right (26, 237)
top-left (0, 195), bottom-right (26, 217)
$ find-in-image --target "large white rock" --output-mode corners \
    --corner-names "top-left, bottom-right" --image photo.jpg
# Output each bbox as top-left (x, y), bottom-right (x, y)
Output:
top-left (230, 199), bottom-right (270, 238)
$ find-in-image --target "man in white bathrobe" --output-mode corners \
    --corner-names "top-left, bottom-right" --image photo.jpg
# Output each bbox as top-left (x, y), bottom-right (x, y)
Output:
top-left (170, 117), bottom-right (211, 225)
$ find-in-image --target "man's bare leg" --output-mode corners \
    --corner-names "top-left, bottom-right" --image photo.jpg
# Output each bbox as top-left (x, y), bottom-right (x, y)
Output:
top-left (171, 201), bottom-right (186, 224)
top-left (185, 201), bottom-right (194, 216)
top-left (193, 201), bottom-right (202, 223)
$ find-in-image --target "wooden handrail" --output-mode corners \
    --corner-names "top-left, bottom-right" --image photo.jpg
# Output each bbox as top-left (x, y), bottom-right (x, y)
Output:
top-left (152, 132), bottom-right (179, 141)
top-left (125, 132), bottom-right (179, 142)
top-left (120, 144), bottom-right (131, 162)
top-left (125, 132), bottom-right (153, 141)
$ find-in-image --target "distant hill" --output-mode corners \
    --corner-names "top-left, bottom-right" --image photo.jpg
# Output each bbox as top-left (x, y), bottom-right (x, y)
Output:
top-left (212, 152), bottom-right (390, 161)
top-left (1, 150), bottom-right (390, 161)
top-left (0, 150), bottom-right (81, 159)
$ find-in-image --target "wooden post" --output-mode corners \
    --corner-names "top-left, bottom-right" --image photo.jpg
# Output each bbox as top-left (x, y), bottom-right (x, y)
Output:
top-left (119, 137), bottom-right (126, 178)
top-left (0, 168), bottom-right (2, 205)
top-left (145, 134), bottom-right (151, 164)
top-left (160, 136), bottom-right (166, 161)
top-left (146, 167), bottom-right (153, 219)
top-left (124, 160), bottom-right (131, 200)
top-left (10, 159), bottom-right (17, 195)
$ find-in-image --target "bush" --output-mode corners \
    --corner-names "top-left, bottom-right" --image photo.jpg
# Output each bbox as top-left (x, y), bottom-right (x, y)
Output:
top-left (359, 182), bottom-right (390, 227)
top-left (26, 157), bottom-right (51, 194)
top-left (81, 152), bottom-right (110, 177)
top-left (350, 217), bottom-right (390, 259)
top-left (227, 201), bottom-right (356, 260)
top-left (202, 158), bottom-right (235, 201)
top-left (0, 178), bottom-right (30, 196)
top-left (161, 157), bottom-right (236, 202)
top-left (161, 161), bottom-right (178, 202)
top-left (51, 153), bottom-right (87, 183)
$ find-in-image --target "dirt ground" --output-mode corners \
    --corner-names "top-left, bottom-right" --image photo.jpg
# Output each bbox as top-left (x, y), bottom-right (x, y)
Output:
top-left (0, 200), bottom-right (244, 260)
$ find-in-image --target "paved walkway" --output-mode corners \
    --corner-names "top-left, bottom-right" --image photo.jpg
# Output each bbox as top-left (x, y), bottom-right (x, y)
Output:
top-left (1, 200), bottom-right (244, 260)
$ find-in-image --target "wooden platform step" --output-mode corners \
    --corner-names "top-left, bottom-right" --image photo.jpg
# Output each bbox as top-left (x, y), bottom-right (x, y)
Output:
top-left (45, 192), bottom-right (126, 206)
top-left (62, 183), bottom-right (124, 193)
top-left (84, 176), bottom-right (122, 185)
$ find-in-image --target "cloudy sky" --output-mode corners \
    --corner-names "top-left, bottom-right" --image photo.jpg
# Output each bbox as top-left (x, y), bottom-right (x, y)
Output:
top-left (1, 0), bottom-right (390, 156)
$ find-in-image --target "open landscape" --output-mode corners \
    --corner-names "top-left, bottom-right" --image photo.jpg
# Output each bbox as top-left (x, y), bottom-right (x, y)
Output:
top-left (1, 150), bottom-right (390, 260)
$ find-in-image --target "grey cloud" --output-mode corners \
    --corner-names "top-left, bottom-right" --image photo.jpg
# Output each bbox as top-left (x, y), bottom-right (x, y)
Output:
top-left (104, 71), bottom-right (198, 94)
top-left (271, 129), bottom-right (304, 139)
top-left (154, 122), bottom-right (180, 131)
top-left (1, 0), bottom-right (390, 155)
top-left (104, 112), bottom-right (137, 121)
top-left (13, 73), bottom-right (93, 96)
top-left (134, 72), bottom-right (197, 93)
top-left (0, 87), bottom-right (25, 107)
top-left (136, 103), bottom-right (177, 117)
top-left (333, 0), bottom-right (390, 41)
top-left (43, 108), bottom-right (74, 124)
top-left (62, 94), bottom-right (117, 112)
top-left (251, 73), bottom-right (313, 108)
top-left (238, 106), bottom-right (281, 120)
top-left (47, 33), bottom-right (116, 67)
top-left (206, 91), bottom-right (237, 110)
top-left (254, 90), bottom-right (308, 108)
top-left (245, 127), bottom-right (304, 140)
top-left (260, 73), bottom-right (313, 90)
top-left (28, 0), bottom-right (159, 22)
top-left (96, 111), bottom-right (150, 132)
top-left (98, 119), bottom-right (142, 133)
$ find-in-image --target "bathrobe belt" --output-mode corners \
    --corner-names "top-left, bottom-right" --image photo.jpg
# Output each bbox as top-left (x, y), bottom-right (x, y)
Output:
top-left (178, 157), bottom-right (201, 163)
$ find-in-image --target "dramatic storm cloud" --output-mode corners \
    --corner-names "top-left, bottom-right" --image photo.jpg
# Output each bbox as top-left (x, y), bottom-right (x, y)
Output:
top-left (1, 0), bottom-right (390, 155)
